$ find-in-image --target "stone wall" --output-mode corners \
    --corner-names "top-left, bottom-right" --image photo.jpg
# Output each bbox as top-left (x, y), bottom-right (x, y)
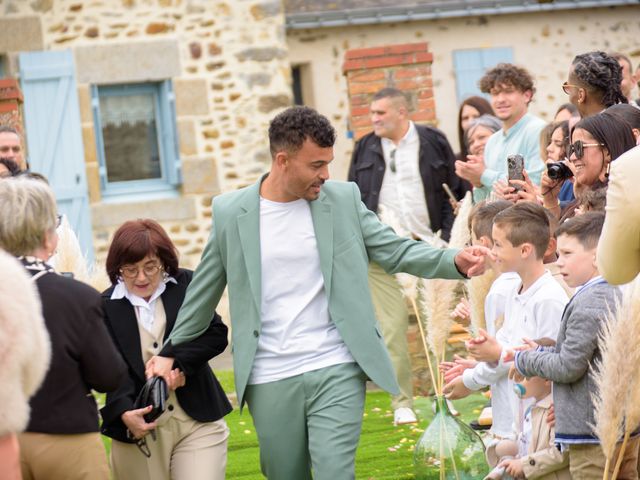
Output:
top-left (1, 0), bottom-right (292, 272)
top-left (287, 5), bottom-right (640, 180)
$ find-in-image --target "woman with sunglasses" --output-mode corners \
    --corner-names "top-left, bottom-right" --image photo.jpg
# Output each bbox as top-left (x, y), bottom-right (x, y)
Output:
top-left (547, 112), bottom-right (635, 221)
top-left (100, 219), bottom-right (231, 480)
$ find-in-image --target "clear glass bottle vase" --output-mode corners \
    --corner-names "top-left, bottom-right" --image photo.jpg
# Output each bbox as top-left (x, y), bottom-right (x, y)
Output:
top-left (413, 396), bottom-right (489, 479)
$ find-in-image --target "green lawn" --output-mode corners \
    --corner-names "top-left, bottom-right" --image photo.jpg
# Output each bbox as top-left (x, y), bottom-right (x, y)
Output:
top-left (100, 370), bottom-right (488, 479)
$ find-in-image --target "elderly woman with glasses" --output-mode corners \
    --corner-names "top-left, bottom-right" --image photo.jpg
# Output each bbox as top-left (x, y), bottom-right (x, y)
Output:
top-left (0, 178), bottom-right (127, 480)
top-left (100, 219), bottom-right (231, 480)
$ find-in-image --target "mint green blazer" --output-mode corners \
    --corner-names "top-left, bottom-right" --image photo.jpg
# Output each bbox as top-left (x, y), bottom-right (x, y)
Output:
top-left (168, 179), bottom-right (463, 405)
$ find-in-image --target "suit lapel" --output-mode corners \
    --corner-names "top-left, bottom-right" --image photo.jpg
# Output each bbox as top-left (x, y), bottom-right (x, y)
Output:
top-left (104, 298), bottom-right (146, 381)
top-left (161, 280), bottom-right (182, 341)
top-left (238, 181), bottom-right (262, 315)
top-left (310, 191), bottom-right (333, 298)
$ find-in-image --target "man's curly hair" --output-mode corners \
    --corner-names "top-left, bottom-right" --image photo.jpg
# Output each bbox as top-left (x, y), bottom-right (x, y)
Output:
top-left (572, 51), bottom-right (627, 107)
top-left (269, 106), bottom-right (336, 157)
top-left (479, 63), bottom-right (536, 98)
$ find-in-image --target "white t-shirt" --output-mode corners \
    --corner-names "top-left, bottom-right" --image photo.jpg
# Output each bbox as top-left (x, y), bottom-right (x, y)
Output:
top-left (497, 270), bottom-right (568, 432)
top-left (248, 197), bottom-right (354, 385)
top-left (379, 122), bottom-right (443, 244)
top-left (462, 271), bottom-right (521, 437)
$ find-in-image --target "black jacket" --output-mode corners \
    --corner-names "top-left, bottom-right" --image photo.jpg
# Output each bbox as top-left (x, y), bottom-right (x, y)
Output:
top-left (25, 266), bottom-right (127, 434)
top-left (348, 125), bottom-right (459, 241)
top-left (100, 269), bottom-right (232, 443)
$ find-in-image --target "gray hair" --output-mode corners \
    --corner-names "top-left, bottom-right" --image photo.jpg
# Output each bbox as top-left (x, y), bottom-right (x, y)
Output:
top-left (465, 114), bottom-right (502, 147)
top-left (0, 178), bottom-right (57, 256)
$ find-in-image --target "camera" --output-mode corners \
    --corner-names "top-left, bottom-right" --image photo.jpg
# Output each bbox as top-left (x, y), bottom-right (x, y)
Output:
top-left (547, 162), bottom-right (573, 181)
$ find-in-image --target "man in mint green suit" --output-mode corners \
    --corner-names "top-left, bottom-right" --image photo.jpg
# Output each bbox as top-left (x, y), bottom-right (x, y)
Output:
top-left (149, 107), bottom-right (487, 480)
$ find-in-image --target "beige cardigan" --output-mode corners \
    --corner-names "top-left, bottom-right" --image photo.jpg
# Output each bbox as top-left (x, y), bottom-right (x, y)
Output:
top-left (520, 395), bottom-right (571, 480)
top-left (598, 145), bottom-right (640, 285)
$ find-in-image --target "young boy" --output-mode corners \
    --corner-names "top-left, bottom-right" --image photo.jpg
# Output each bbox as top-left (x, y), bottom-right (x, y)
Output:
top-left (443, 200), bottom-right (521, 438)
top-left (512, 212), bottom-right (640, 479)
top-left (486, 345), bottom-right (570, 480)
top-left (447, 203), bottom-right (568, 435)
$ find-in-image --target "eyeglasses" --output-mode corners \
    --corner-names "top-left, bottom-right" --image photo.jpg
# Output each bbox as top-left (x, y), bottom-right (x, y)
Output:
top-left (119, 263), bottom-right (162, 279)
top-left (389, 149), bottom-right (397, 173)
top-left (568, 140), bottom-right (604, 160)
top-left (562, 82), bottom-right (581, 95)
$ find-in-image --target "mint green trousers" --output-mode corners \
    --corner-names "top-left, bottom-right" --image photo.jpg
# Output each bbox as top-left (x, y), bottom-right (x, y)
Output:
top-left (244, 362), bottom-right (366, 480)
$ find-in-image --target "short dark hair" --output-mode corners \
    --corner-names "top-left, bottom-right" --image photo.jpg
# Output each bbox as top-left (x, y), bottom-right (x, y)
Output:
top-left (268, 106), bottom-right (336, 157)
top-left (573, 111), bottom-right (636, 163)
top-left (372, 87), bottom-right (411, 109)
top-left (0, 157), bottom-right (20, 177)
top-left (493, 202), bottom-right (550, 259)
top-left (479, 63), bottom-right (536, 98)
top-left (610, 52), bottom-right (633, 73)
top-left (0, 125), bottom-right (19, 136)
top-left (606, 103), bottom-right (640, 130)
top-left (577, 187), bottom-right (607, 213)
top-left (571, 51), bottom-right (627, 107)
top-left (469, 200), bottom-right (512, 241)
top-left (555, 103), bottom-right (579, 118)
top-left (106, 219), bottom-right (179, 284)
top-left (555, 211), bottom-right (605, 250)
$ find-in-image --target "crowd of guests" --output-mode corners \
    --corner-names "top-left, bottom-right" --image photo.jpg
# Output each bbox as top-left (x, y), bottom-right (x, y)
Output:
top-left (0, 47), bottom-right (639, 480)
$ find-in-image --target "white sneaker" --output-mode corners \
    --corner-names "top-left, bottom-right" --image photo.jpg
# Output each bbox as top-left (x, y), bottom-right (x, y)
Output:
top-left (394, 407), bottom-right (418, 425)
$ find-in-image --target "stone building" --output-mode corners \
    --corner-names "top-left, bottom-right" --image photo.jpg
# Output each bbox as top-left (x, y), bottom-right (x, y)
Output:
top-left (0, 0), bottom-right (637, 268)
top-left (0, 0), bottom-right (291, 269)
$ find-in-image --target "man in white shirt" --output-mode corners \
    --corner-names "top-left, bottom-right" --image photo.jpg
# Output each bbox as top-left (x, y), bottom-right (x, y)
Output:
top-left (348, 88), bottom-right (459, 425)
top-left (149, 106), bottom-right (489, 480)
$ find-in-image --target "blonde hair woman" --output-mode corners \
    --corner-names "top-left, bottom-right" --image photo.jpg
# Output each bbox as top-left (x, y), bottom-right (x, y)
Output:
top-left (0, 178), bottom-right (127, 480)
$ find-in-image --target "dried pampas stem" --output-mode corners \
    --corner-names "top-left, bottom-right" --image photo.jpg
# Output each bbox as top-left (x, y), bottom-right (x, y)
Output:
top-left (447, 192), bottom-right (473, 250)
top-left (410, 297), bottom-right (438, 393)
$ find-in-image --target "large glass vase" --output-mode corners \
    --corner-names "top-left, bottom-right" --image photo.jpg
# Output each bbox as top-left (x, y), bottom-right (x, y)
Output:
top-left (413, 396), bottom-right (489, 479)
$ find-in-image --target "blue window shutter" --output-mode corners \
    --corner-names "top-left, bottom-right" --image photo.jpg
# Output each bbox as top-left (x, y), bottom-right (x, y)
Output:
top-left (160, 80), bottom-right (181, 186)
top-left (453, 47), bottom-right (514, 104)
top-left (20, 50), bottom-right (95, 262)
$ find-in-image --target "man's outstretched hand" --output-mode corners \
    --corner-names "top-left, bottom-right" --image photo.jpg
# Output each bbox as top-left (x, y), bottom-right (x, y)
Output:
top-left (454, 246), bottom-right (494, 277)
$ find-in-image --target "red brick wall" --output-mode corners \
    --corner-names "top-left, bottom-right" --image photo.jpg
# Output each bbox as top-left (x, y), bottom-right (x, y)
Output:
top-left (343, 42), bottom-right (436, 141)
top-left (0, 79), bottom-right (24, 134)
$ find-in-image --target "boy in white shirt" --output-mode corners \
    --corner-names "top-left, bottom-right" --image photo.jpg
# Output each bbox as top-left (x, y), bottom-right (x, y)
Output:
top-left (445, 202), bottom-right (568, 438)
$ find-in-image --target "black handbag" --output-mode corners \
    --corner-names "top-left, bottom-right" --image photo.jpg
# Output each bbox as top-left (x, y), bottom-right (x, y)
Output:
top-left (134, 376), bottom-right (169, 423)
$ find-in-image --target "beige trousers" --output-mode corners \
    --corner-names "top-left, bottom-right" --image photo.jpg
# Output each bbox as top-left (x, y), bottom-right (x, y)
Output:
top-left (368, 262), bottom-right (413, 409)
top-left (569, 437), bottom-right (640, 480)
top-left (18, 432), bottom-right (109, 480)
top-left (111, 415), bottom-right (229, 480)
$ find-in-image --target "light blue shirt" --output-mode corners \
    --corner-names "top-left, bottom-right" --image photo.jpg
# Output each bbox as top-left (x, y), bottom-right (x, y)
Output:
top-left (474, 113), bottom-right (546, 202)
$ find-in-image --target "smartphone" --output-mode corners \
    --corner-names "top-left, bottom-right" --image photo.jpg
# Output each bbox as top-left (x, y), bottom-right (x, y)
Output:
top-left (507, 154), bottom-right (525, 191)
top-left (442, 183), bottom-right (458, 206)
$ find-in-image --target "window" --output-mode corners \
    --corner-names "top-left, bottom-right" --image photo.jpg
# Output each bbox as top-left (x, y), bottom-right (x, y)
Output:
top-left (91, 81), bottom-right (181, 198)
top-left (291, 64), bottom-right (314, 107)
top-left (452, 47), bottom-right (513, 104)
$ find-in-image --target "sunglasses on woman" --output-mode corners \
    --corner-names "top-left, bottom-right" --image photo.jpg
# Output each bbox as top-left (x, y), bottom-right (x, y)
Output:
top-left (568, 140), bottom-right (604, 160)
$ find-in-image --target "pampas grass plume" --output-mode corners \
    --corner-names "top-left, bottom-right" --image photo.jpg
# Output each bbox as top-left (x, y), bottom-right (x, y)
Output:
top-left (591, 282), bottom-right (639, 464)
top-left (466, 268), bottom-right (497, 335)
top-left (420, 277), bottom-right (457, 361)
top-left (617, 276), bottom-right (640, 433)
top-left (447, 192), bottom-right (472, 250)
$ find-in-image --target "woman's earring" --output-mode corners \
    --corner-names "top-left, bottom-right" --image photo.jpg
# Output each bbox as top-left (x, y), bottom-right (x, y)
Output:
top-left (162, 271), bottom-right (169, 281)
top-left (605, 161), bottom-right (611, 179)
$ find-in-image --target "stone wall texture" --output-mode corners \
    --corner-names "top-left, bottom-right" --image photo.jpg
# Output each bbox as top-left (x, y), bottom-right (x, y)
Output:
top-left (287, 5), bottom-right (640, 180)
top-left (2, 0), bottom-right (292, 275)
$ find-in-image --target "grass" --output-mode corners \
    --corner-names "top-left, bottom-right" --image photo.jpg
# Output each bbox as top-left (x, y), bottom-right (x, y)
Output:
top-left (98, 371), bottom-right (487, 479)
